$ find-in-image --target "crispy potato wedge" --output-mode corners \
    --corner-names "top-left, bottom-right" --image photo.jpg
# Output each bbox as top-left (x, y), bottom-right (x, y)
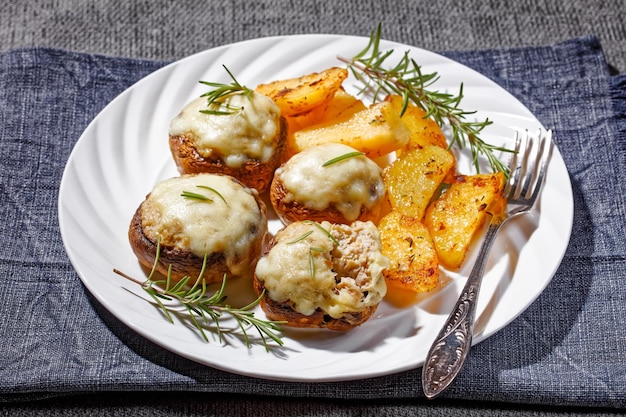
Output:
top-left (383, 145), bottom-right (456, 220)
top-left (424, 173), bottom-right (506, 270)
top-left (255, 67), bottom-right (348, 117)
top-left (291, 88), bottom-right (366, 129)
top-left (379, 211), bottom-right (440, 293)
top-left (384, 95), bottom-right (448, 151)
top-left (284, 89), bottom-right (367, 157)
top-left (291, 101), bottom-right (410, 158)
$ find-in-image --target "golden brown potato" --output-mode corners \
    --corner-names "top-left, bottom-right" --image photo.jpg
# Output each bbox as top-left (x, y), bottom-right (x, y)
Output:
top-left (384, 95), bottom-right (448, 151)
top-left (424, 173), bottom-right (506, 270)
top-left (290, 88), bottom-right (366, 129)
top-left (378, 211), bottom-right (440, 293)
top-left (255, 67), bottom-right (348, 117)
top-left (291, 101), bottom-right (410, 158)
top-left (284, 88), bottom-right (366, 157)
top-left (383, 145), bottom-right (456, 220)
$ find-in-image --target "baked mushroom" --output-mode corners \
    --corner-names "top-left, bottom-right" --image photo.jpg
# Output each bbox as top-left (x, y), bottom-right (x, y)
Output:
top-left (169, 92), bottom-right (286, 193)
top-left (128, 173), bottom-right (268, 284)
top-left (270, 143), bottom-right (386, 225)
top-left (253, 220), bottom-right (388, 331)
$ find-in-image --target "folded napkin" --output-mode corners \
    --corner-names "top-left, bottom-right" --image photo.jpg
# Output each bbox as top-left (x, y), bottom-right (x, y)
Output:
top-left (0, 37), bottom-right (624, 408)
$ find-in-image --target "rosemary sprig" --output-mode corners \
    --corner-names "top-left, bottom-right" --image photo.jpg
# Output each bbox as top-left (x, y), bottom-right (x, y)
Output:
top-left (322, 151), bottom-right (365, 167)
top-left (113, 240), bottom-right (284, 351)
top-left (199, 65), bottom-right (253, 115)
top-left (337, 24), bottom-right (513, 175)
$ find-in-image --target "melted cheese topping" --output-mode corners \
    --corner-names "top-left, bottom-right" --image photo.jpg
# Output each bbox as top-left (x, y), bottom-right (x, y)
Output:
top-left (140, 174), bottom-right (266, 276)
top-left (254, 221), bottom-right (388, 318)
top-left (169, 92), bottom-right (281, 168)
top-left (276, 143), bottom-right (385, 221)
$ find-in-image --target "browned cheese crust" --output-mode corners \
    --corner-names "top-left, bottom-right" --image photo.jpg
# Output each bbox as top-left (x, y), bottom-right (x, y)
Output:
top-left (168, 117), bottom-right (287, 193)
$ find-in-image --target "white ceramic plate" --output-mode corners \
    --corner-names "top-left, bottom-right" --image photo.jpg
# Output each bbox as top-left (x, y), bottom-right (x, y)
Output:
top-left (58, 35), bottom-right (573, 381)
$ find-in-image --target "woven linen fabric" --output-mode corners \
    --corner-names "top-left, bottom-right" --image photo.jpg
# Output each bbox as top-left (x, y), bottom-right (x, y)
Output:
top-left (2, 0), bottom-right (626, 73)
top-left (0, 37), bottom-right (624, 408)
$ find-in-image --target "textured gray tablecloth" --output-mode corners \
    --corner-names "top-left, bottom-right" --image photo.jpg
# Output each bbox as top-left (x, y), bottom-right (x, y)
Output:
top-left (1, 33), bottom-right (625, 411)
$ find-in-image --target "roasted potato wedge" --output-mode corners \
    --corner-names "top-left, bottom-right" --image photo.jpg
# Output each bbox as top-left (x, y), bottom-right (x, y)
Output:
top-left (424, 173), bottom-right (506, 270)
top-left (291, 88), bottom-right (366, 129)
top-left (284, 89), bottom-right (367, 157)
top-left (378, 211), bottom-right (440, 293)
top-left (291, 101), bottom-right (410, 158)
top-left (255, 67), bottom-right (348, 117)
top-left (383, 145), bottom-right (456, 220)
top-left (384, 95), bottom-right (448, 151)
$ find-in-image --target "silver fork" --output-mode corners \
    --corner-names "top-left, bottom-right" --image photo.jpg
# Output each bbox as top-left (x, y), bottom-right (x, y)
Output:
top-left (421, 129), bottom-right (553, 399)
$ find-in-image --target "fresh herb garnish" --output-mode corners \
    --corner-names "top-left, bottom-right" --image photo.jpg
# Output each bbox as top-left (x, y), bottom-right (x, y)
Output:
top-left (322, 151), bottom-right (366, 167)
top-left (181, 191), bottom-right (213, 201)
top-left (285, 225), bottom-right (337, 279)
top-left (286, 230), bottom-right (313, 245)
top-left (285, 230), bottom-right (319, 278)
top-left (303, 220), bottom-right (340, 246)
top-left (338, 23), bottom-right (513, 175)
top-left (308, 246), bottom-right (326, 279)
top-left (199, 65), bottom-right (253, 115)
top-left (113, 240), bottom-right (284, 351)
top-left (181, 185), bottom-right (227, 204)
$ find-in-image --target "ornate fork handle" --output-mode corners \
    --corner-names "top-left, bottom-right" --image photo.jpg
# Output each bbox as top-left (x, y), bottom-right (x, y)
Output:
top-left (422, 215), bottom-right (507, 399)
top-left (421, 128), bottom-right (551, 399)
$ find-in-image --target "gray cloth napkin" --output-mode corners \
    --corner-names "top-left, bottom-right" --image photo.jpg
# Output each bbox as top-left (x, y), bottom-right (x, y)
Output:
top-left (0, 36), bottom-right (624, 408)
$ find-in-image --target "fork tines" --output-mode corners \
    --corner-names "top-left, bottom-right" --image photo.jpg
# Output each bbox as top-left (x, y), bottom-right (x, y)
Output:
top-left (506, 129), bottom-right (553, 204)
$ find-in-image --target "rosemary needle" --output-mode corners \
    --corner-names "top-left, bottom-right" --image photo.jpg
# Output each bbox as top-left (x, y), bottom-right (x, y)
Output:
top-left (181, 191), bottom-right (213, 201)
top-left (181, 185), bottom-right (228, 204)
top-left (196, 185), bottom-right (227, 204)
top-left (286, 230), bottom-right (313, 245)
top-left (303, 220), bottom-right (340, 246)
top-left (322, 151), bottom-right (365, 167)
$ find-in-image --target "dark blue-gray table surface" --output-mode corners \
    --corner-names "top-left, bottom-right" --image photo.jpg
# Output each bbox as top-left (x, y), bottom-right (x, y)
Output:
top-left (0, 35), bottom-right (625, 409)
